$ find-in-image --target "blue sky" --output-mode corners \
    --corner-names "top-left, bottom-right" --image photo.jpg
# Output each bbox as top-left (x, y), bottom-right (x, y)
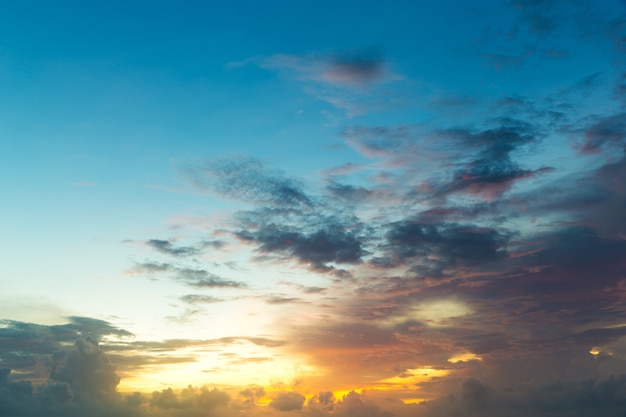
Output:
top-left (2, 1), bottom-right (626, 416)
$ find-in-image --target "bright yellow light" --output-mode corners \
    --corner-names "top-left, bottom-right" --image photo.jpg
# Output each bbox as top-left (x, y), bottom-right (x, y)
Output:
top-left (589, 348), bottom-right (601, 356)
top-left (379, 367), bottom-right (450, 386)
top-left (448, 353), bottom-right (481, 363)
top-left (401, 397), bottom-right (427, 404)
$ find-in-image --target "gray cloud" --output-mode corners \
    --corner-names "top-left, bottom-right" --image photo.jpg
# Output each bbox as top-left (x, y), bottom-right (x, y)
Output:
top-left (50, 337), bottom-right (119, 400)
top-left (146, 239), bottom-right (199, 257)
top-left (179, 294), bottom-right (224, 305)
top-left (131, 262), bottom-right (247, 288)
top-left (237, 223), bottom-right (365, 273)
top-left (575, 112), bottom-right (626, 154)
top-left (270, 391), bottom-right (305, 411)
top-left (374, 221), bottom-right (511, 276)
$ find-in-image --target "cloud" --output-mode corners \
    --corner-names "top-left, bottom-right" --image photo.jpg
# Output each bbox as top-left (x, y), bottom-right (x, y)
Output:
top-left (325, 181), bottom-right (374, 204)
top-left (259, 49), bottom-right (399, 89)
top-left (265, 295), bottom-right (306, 305)
top-left (331, 391), bottom-right (392, 417)
top-left (50, 337), bottom-right (120, 400)
top-left (130, 262), bottom-right (247, 288)
top-left (0, 318), bottom-right (131, 380)
top-left (179, 294), bottom-right (224, 305)
top-left (239, 385), bottom-right (265, 407)
top-left (150, 386), bottom-right (230, 411)
top-left (431, 123), bottom-right (551, 200)
top-left (374, 221), bottom-right (510, 276)
top-left (424, 375), bottom-right (626, 417)
top-left (341, 120), bottom-right (552, 203)
top-left (187, 156), bottom-right (312, 207)
top-left (236, 49), bottom-right (405, 117)
top-left (145, 239), bottom-right (199, 257)
top-left (270, 391), bottom-right (305, 411)
top-left (237, 222), bottom-right (366, 273)
top-left (575, 112), bottom-right (626, 154)
top-left (321, 50), bottom-right (388, 88)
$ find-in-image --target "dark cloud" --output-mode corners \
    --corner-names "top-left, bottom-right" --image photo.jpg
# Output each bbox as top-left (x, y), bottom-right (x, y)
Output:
top-left (376, 221), bottom-right (510, 276)
top-left (0, 318), bottom-right (131, 379)
top-left (433, 124), bottom-right (551, 200)
top-left (425, 375), bottom-right (626, 417)
top-left (325, 181), bottom-right (374, 203)
top-left (461, 378), bottom-right (491, 410)
top-left (237, 222), bottom-right (366, 272)
top-left (145, 239), bottom-right (198, 257)
top-left (576, 112), bottom-right (626, 154)
top-left (270, 391), bottom-right (305, 411)
top-left (343, 120), bottom-right (551, 202)
top-left (64, 316), bottom-right (133, 339)
top-left (50, 337), bottom-right (119, 400)
top-left (0, 368), bottom-right (34, 413)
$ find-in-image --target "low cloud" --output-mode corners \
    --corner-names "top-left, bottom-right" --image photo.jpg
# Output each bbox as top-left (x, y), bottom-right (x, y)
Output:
top-left (270, 391), bottom-right (305, 411)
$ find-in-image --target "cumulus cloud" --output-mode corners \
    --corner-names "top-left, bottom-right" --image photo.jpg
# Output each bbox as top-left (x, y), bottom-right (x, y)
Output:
top-left (50, 337), bottom-right (120, 400)
top-left (424, 374), bottom-right (626, 417)
top-left (270, 391), bottom-right (305, 411)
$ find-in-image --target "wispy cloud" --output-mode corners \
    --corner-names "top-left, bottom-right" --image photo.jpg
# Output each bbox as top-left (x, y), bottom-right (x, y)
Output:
top-left (230, 49), bottom-right (405, 117)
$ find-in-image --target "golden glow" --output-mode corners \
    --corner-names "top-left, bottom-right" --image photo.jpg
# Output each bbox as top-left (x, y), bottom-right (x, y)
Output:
top-left (448, 352), bottom-right (482, 363)
top-left (589, 347), bottom-right (612, 357)
top-left (379, 367), bottom-right (450, 386)
top-left (383, 300), bottom-right (472, 327)
top-left (117, 343), bottom-right (320, 393)
top-left (401, 397), bottom-right (427, 404)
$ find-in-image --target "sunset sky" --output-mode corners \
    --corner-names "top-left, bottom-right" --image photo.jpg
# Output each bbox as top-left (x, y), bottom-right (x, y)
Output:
top-left (2, 1), bottom-right (626, 416)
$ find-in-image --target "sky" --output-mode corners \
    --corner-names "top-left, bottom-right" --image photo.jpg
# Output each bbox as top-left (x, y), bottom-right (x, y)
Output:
top-left (1, 0), bottom-right (626, 416)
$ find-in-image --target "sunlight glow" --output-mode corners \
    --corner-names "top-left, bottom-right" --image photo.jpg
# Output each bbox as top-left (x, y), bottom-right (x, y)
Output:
top-left (383, 300), bottom-right (472, 327)
top-left (380, 367), bottom-right (450, 386)
top-left (448, 352), bottom-right (482, 363)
